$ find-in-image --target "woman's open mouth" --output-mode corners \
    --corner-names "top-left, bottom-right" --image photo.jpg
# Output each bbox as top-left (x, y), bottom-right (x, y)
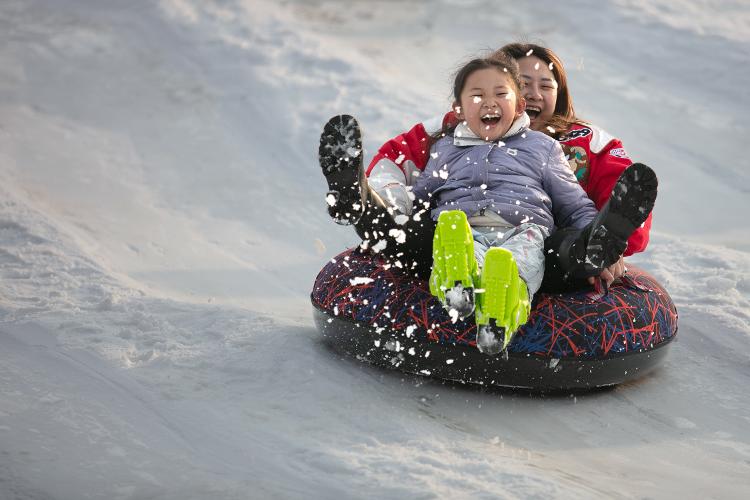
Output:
top-left (526, 106), bottom-right (541, 120)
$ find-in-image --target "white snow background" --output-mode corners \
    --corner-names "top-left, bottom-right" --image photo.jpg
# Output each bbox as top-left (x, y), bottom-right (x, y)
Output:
top-left (1, 0), bottom-right (749, 498)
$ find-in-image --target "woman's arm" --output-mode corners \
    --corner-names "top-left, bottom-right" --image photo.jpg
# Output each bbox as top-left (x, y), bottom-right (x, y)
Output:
top-left (366, 115), bottom-right (457, 215)
top-left (364, 122), bottom-right (432, 216)
top-left (569, 126), bottom-right (652, 255)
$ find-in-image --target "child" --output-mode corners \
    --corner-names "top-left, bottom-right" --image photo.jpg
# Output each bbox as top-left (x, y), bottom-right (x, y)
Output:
top-left (410, 54), bottom-right (657, 354)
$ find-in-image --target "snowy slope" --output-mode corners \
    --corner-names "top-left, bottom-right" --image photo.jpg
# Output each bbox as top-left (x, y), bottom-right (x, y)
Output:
top-left (0, 0), bottom-right (748, 498)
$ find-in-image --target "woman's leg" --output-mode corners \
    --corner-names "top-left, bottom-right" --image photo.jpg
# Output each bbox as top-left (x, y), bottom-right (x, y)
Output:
top-left (351, 193), bottom-right (435, 277)
top-left (541, 162), bottom-right (658, 293)
top-left (539, 227), bottom-right (591, 293)
top-left (319, 115), bottom-right (435, 277)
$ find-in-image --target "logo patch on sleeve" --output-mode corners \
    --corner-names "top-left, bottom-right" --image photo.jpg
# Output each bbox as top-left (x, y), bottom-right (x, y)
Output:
top-left (559, 127), bottom-right (592, 142)
top-left (609, 147), bottom-right (629, 158)
top-left (562, 145), bottom-right (590, 185)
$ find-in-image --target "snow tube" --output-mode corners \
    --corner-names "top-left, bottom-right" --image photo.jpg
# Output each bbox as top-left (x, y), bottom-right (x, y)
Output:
top-left (311, 248), bottom-right (678, 390)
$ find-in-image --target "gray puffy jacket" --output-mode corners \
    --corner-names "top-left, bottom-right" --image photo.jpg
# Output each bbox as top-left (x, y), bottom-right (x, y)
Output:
top-left (411, 123), bottom-right (597, 231)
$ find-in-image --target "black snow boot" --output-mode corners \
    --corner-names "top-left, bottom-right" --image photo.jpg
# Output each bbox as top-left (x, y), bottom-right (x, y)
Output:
top-left (558, 162), bottom-right (658, 279)
top-left (319, 115), bottom-right (367, 225)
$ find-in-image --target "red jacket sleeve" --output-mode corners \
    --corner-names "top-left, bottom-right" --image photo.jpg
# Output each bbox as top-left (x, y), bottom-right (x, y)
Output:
top-left (365, 112), bottom-right (459, 177)
top-left (585, 138), bottom-right (652, 256)
top-left (366, 123), bottom-right (432, 176)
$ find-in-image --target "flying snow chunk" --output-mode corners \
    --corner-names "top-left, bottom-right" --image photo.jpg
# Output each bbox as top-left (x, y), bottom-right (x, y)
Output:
top-left (393, 214), bottom-right (409, 226)
top-left (439, 169), bottom-right (449, 179)
top-left (448, 308), bottom-right (460, 323)
top-left (371, 239), bottom-right (388, 253)
top-left (395, 153), bottom-right (406, 165)
top-left (346, 146), bottom-right (361, 158)
top-left (349, 277), bottom-right (374, 286)
top-left (325, 194), bottom-right (337, 207)
top-left (388, 228), bottom-right (407, 244)
top-left (405, 325), bottom-right (417, 337)
top-left (473, 96), bottom-right (482, 104)
top-left (385, 340), bottom-right (401, 352)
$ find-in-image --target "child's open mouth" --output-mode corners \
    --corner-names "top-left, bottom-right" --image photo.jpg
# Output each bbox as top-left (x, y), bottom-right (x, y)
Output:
top-left (526, 105), bottom-right (541, 120)
top-left (481, 113), bottom-right (501, 127)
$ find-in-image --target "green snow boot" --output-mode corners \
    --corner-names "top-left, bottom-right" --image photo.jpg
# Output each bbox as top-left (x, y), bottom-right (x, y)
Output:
top-left (429, 210), bottom-right (480, 319)
top-left (474, 247), bottom-right (531, 355)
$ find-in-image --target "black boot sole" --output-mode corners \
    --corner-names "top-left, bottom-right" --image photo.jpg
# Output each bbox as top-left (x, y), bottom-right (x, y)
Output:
top-left (319, 115), bottom-right (366, 224)
top-left (586, 162), bottom-right (658, 269)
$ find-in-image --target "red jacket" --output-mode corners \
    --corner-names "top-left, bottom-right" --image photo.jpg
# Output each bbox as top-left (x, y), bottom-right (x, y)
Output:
top-left (366, 113), bottom-right (651, 256)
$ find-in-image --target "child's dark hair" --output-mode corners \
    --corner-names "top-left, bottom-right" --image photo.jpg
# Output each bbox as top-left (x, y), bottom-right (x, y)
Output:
top-left (452, 53), bottom-right (522, 103)
top-left (495, 43), bottom-right (582, 138)
top-left (433, 53), bottom-right (522, 142)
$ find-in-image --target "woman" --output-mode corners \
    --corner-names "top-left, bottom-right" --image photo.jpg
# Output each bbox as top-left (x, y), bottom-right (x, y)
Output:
top-left (319, 43), bottom-right (653, 292)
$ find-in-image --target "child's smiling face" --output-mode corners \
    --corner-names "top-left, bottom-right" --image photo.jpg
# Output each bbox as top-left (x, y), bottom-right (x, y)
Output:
top-left (454, 67), bottom-right (525, 142)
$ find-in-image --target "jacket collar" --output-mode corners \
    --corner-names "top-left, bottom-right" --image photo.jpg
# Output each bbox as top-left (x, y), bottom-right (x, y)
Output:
top-left (453, 112), bottom-right (531, 146)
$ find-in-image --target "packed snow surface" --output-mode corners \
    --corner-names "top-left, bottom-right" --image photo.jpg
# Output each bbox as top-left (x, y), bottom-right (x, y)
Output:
top-left (1, 0), bottom-right (749, 498)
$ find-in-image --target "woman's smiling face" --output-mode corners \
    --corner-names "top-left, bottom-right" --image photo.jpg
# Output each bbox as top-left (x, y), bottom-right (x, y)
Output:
top-left (455, 67), bottom-right (525, 142)
top-left (518, 55), bottom-right (558, 132)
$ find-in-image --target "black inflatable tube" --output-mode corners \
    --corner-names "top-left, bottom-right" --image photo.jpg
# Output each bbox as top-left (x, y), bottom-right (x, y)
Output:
top-left (311, 249), bottom-right (678, 390)
top-left (313, 305), bottom-right (675, 390)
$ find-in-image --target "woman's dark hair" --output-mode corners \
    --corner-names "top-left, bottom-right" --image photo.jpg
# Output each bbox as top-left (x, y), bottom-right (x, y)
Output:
top-left (433, 53), bottom-right (522, 142)
top-left (496, 42), bottom-right (582, 138)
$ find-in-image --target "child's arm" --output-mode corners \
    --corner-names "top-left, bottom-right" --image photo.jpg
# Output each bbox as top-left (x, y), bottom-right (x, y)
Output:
top-left (410, 150), bottom-right (450, 209)
top-left (543, 142), bottom-right (599, 229)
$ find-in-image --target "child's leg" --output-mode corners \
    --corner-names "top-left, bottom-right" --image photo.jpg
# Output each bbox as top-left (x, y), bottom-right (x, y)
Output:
top-left (319, 115), bottom-right (367, 224)
top-left (539, 227), bottom-right (590, 293)
top-left (474, 224), bottom-right (547, 355)
top-left (355, 194), bottom-right (436, 278)
top-left (429, 210), bottom-right (480, 318)
top-left (552, 163), bottom-right (658, 282)
top-left (319, 115), bottom-right (435, 277)
top-left (585, 162), bottom-right (658, 270)
top-left (492, 224), bottom-right (548, 300)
